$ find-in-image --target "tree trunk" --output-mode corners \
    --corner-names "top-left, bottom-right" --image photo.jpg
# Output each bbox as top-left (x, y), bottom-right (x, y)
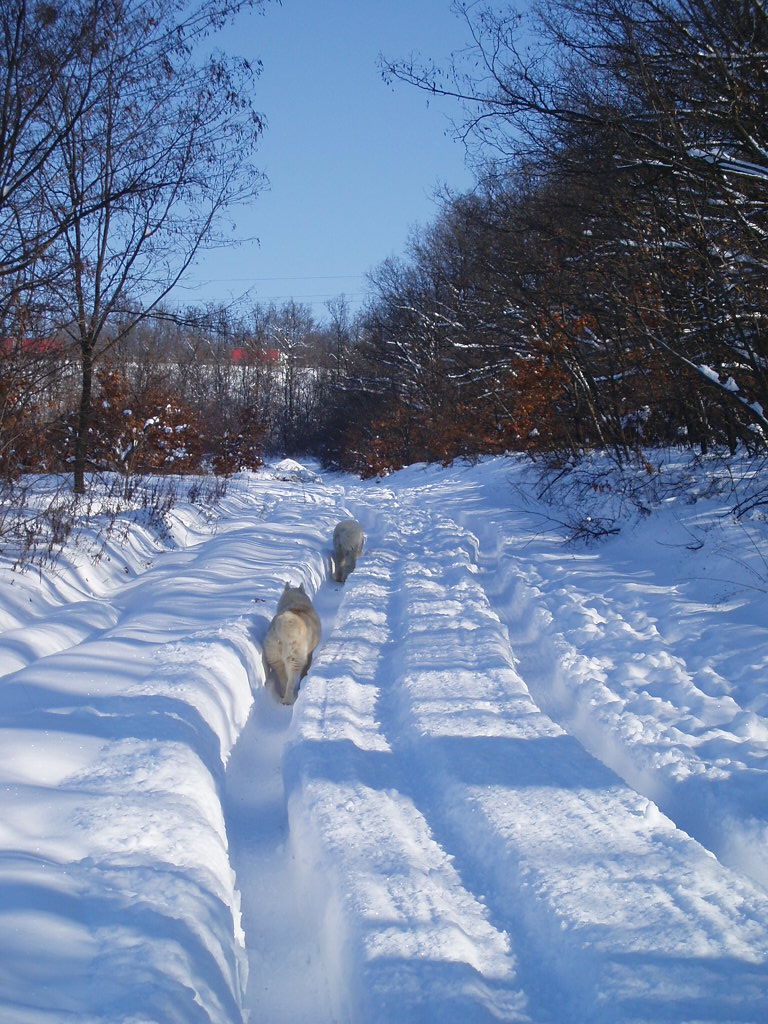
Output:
top-left (73, 343), bottom-right (93, 494)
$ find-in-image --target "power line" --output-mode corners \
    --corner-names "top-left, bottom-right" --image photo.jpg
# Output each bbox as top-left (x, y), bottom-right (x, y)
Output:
top-left (251, 274), bottom-right (366, 282)
top-left (182, 274), bottom-right (368, 285)
top-left (162, 290), bottom-right (368, 308)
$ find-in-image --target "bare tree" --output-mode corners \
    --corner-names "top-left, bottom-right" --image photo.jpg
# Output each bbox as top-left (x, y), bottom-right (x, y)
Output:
top-left (41, 0), bottom-right (268, 492)
top-left (383, 0), bottom-right (768, 455)
top-left (0, 1), bottom-right (117, 324)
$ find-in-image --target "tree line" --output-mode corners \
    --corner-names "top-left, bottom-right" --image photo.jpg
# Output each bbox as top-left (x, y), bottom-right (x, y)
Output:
top-left (331, 0), bottom-right (768, 476)
top-left (2, 0), bottom-right (767, 503)
top-left (0, 295), bottom-right (357, 482)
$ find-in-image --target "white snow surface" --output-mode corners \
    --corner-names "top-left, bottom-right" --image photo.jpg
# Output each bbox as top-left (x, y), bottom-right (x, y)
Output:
top-left (1, 454), bottom-right (767, 1023)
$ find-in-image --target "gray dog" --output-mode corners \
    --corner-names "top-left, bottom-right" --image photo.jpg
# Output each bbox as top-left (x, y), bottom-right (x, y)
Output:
top-left (333, 519), bottom-right (364, 583)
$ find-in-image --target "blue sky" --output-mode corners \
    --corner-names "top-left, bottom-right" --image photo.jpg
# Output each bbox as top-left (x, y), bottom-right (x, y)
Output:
top-left (173, 0), bottom-right (476, 322)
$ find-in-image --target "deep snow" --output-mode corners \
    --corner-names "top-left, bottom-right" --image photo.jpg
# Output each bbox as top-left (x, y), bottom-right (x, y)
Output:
top-left (0, 454), bottom-right (767, 1023)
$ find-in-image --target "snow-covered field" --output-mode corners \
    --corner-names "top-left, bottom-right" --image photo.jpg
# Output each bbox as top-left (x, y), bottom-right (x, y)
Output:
top-left (1, 454), bottom-right (767, 1023)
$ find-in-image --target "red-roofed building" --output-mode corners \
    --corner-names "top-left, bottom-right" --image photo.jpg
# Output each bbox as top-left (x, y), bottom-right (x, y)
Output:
top-left (1, 337), bottom-right (63, 358)
top-left (231, 347), bottom-right (280, 364)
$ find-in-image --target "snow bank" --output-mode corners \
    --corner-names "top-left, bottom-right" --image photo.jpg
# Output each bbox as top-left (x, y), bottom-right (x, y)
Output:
top-left (0, 481), bottom-right (271, 1022)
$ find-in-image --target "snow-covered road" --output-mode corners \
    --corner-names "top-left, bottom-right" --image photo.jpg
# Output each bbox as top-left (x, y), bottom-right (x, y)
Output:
top-left (1, 456), bottom-right (767, 1022)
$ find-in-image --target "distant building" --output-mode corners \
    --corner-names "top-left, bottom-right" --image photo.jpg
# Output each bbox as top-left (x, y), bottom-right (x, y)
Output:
top-left (0, 337), bottom-right (63, 358)
top-left (231, 347), bottom-right (280, 364)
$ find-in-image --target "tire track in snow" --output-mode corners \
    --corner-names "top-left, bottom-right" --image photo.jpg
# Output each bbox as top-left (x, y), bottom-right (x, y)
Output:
top-left (284, 493), bottom-right (527, 1022)
top-left (219, 484), bottom-right (351, 1024)
top-left (445, 494), bottom-right (768, 893)
top-left (224, 677), bottom-right (341, 1022)
top-left (353, 485), bottom-right (768, 1022)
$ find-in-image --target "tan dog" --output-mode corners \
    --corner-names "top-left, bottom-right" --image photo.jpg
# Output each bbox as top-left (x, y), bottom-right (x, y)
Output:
top-left (263, 583), bottom-right (321, 705)
top-left (333, 519), bottom-right (364, 584)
